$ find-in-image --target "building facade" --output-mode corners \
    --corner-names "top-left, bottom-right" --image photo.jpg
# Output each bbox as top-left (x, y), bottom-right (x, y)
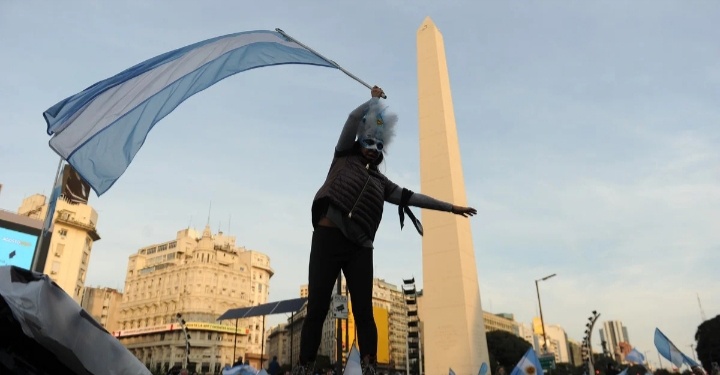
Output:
top-left (115, 226), bottom-right (273, 373)
top-left (599, 321), bottom-right (630, 363)
top-left (483, 312), bottom-right (519, 335)
top-left (297, 278), bottom-right (409, 371)
top-left (266, 323), bottom-right (291, 367)
top-left (518, 323), bottom-right (542, 352)
top-left (532, 317), bottom-right (571, 363)
top-left (81, 286), bottom-right (123, 332)
top-left (567, 339), bottom-right (584, 366)
top-left (18, 193), bottom-right (100, 302)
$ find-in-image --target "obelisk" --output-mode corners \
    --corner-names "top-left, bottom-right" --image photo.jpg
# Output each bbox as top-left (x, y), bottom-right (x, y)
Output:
top-left (417, 17), bottom-right (490, 375)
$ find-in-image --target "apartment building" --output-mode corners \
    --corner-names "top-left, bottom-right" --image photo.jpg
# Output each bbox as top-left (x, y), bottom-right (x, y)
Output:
top-left (115, 225), bottom-right (273, 374)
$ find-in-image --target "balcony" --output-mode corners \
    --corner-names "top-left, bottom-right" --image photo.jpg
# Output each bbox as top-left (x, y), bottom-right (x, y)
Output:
top-left (56, 215), bottom-right (100, 241)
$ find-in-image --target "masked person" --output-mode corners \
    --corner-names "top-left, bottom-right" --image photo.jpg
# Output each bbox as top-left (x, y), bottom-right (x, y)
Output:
top-left (295, 86), bottom-right (477, 375)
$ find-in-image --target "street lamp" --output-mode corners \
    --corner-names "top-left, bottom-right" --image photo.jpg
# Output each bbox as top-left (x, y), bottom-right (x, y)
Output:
top-left (176, 313), bottom-right (191, 370)
top-left (535, 273), bottom-right (556, 353)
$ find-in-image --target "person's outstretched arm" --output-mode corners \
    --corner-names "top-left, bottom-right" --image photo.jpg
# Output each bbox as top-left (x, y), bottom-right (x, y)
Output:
top-left (386, 182), bottom-right (477, 217)
top-left (336, 86), bottom-right (385, 152)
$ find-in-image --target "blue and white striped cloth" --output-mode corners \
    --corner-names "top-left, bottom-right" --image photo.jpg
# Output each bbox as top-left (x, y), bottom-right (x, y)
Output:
top-left (44, 30), bottom-right (336, 195)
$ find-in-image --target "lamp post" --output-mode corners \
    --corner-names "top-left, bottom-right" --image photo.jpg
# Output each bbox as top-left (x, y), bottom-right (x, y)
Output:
top-left (535, 273), bottom-right (556, 353)
top-left (176, 313), bottom-right (191, 370)
top-left (583, 311), bottom-right (600, 375)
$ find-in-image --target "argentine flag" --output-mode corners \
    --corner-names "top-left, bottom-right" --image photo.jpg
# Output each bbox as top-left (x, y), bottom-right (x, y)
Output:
top-left (510, 348), bottom-right (545, 375)
top-left (625, 348), bottom-right (645, 364)
top-left (654, 328), bottom-right (699, 368)
top-left (44, 30), bottom-right (337, 196)
top-left (344, 344), bottom-right (362, 375)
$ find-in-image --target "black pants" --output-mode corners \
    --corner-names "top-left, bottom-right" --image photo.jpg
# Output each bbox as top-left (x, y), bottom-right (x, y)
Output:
top-left (299, 226), bottom-right (377, 362)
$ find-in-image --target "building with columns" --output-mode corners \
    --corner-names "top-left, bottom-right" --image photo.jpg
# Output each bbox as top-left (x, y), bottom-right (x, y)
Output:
top-left (115, 225), bottom-right (273, 374)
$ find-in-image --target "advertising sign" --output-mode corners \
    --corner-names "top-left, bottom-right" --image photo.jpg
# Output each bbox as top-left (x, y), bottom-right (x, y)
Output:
top-left (331, 294), bottom-right (348, 319)
top-left (0, 228), bottom-right (39, 270)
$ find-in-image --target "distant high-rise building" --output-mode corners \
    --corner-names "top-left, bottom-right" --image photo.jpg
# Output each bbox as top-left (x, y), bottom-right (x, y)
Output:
top-left (567, 339), bottom-right (584, 366)
top-left (298, 277), bottom-right (409, 370)
top-left (483, 312), bottom-right (519, 335)
top-left (81, 286), bottom-right (123, 332)
top-left (116, 226), bottom-right (273, 373)
top-left (599, 321), bottom-right (630, 363)
top-left (531, 317), bottom-right (571, 363)
top-left (17, 193), bottom-right (100, 302)
top-left (518, 323), bottom-right (542, 352)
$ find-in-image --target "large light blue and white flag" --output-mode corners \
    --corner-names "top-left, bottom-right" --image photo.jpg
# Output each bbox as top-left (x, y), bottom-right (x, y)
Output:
top-left (625, 348), bottom-right (645, 364)
top-left (344, 343), bottom-right (362, 375)
top-left (510, 348), bottom-right (545, 375)
top-left (479, 362), bottom-right (489, 375)
top-left (221, 364), bottom-right (258, 375)
top-left (654, 328), bottom-right (699, 368)
top-left (44, 30), bottom-right (337, 196)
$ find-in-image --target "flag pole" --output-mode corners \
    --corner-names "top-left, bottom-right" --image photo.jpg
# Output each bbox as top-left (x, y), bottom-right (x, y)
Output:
top-left (31, 157), bottom-right (64, 272)
top-left (275, 28), bottom-right (387, 99)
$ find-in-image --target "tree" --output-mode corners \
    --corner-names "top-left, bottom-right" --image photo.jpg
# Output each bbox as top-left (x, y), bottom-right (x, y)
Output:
top-left (696, 315), bottom-right (720, 374)
top-left (486, 330), bottom-right (532, 375)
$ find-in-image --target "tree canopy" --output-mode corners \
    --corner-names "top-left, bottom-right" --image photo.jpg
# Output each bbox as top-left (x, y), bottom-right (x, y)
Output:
top-left (486, 330), bottom-right (532, 375)
top-left (695, 315), bottom-right (720, 375)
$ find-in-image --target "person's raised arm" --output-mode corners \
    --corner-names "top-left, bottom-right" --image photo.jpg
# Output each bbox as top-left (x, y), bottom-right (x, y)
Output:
top-left (335, 86), bottom-right (385, 152)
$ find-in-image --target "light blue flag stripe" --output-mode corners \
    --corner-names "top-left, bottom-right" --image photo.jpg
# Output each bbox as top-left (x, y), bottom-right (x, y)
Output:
top-left (626, 348), bottom-right (645, 364)
top-left (44, 30), bottom-right (336, 195)
top-left (654, 328), bottom-right (697, 368)
top-left (510, 348), bottom-right (544, 375)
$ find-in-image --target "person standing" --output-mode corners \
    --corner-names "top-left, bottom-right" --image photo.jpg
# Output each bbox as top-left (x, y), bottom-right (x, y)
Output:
top-left (295, 86), bottom-right (477, 375)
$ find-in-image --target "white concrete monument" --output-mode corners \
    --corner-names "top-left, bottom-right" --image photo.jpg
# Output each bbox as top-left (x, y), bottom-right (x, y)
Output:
top-left (417, 16), bottom-right (491, 375)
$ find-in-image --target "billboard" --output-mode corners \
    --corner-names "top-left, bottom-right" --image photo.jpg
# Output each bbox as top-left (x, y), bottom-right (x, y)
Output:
top-left (344, 303), bottom-right (391, 365)
top-left (61, 165), bottom-right (90, 204)
top-left (0, 227), bottom-right (39, 270)
top-left (0, 210), bottom-right (47, 272)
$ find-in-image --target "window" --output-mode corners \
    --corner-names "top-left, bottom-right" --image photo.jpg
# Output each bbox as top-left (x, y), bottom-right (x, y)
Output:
top-left (54, 243), bottom-right (65, 257)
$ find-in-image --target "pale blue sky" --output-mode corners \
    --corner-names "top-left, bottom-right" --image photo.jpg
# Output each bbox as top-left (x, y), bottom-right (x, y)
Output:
top-left (1, 1), bottom-right (719, 366)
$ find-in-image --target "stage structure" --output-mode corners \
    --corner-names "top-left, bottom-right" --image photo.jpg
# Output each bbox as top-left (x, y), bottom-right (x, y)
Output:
top-left (218, 297), bottom-right (307, 369)
top-left (417, 16), bottom-right (491, 374)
